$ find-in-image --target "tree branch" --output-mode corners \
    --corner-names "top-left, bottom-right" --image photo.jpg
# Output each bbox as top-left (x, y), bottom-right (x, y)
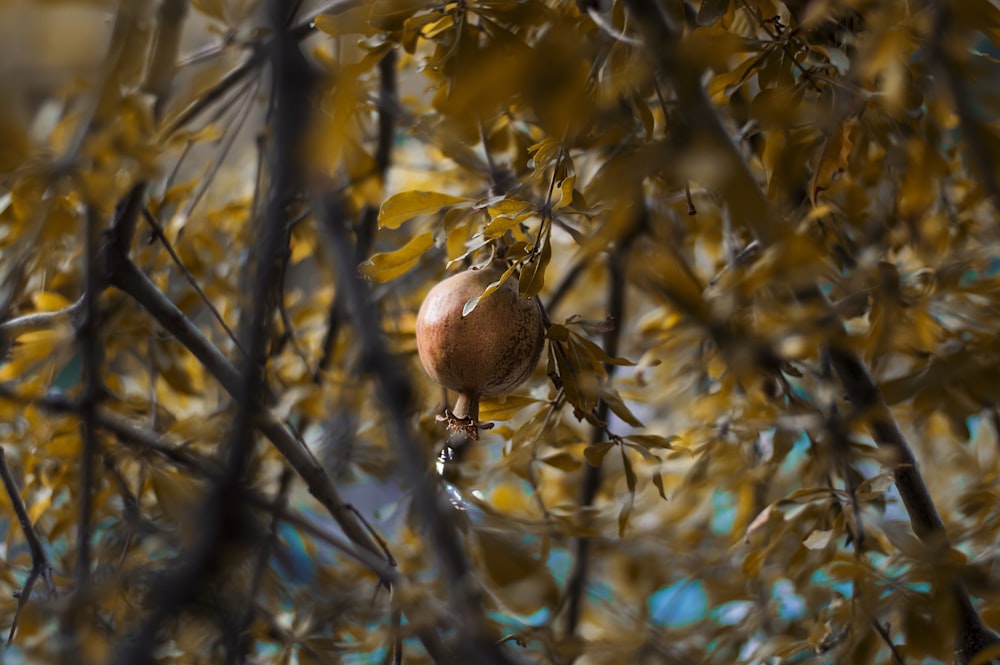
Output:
top-left (320, 194), bottom-right (530, 665)
top-left (316, 48), bottom-right (398, 381)
top-left (563, 197), bottom-right (639, 641)
top-left (144, 0), bottom-right (189, 121)
top-left (75, 204), bottom-right (104, 589)
top-left (0, 297), bottom-right (83, 339)
top-left (927, 1), bottom-right (1000, 216)
top-left (622, 1), bottom-right (997, 660)
top-left (142, 207), bottom-right (246, 356)
top-left (161, 0), bottom-right (363, 139)
top-left (105, 251), bottom-right (384, 565)
top-left (0, 447), bottom-right (57, 645)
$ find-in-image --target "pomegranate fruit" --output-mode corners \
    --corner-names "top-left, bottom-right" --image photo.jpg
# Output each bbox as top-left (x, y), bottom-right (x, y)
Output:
top-left (416, 263), bottom-right (545, 436)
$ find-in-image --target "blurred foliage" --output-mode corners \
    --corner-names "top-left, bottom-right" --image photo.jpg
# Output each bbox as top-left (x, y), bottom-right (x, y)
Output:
top-left (2, 0), bottom-right (1000, 664)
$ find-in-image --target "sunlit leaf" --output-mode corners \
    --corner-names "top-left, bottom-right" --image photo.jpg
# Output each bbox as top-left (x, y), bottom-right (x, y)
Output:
top-left (462, 261), bottom-right (517, 317)
top-left (378, 191), bottom-right (471, 229)
top-left (358, 231), bottom-right (434, 282)
top-left (518, 229), bottom-right (550, 298)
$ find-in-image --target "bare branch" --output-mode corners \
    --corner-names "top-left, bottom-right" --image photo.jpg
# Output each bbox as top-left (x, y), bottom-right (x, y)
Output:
top-left (622, 1), bottom-right (998, 658)
top-left (144, 0), bottom-right (189, 120)
top-left (320, 194), bottom-right (530, 665)
top-left (141, 207), bottom-right (246, 356)
top-left (927, 1), bottom-right (1000, 215)
top-left (563, 196), bottom-right (640, 640)
top-left (0, 297), bottom-right (83, 339)
top-left (162, 0), bottom-right (364, 139)
top-left (0, 447), bottom-right (57, 645)
top-left (75, 203), bottom-right (104, 589)
top-left (105, 254), bottom-right (384, 562)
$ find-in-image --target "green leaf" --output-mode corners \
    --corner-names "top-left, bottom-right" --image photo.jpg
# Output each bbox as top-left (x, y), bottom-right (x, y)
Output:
top-left (378, 191), bottom-right (470, 229)
top-left (358, 232), bottom-right (434, 282)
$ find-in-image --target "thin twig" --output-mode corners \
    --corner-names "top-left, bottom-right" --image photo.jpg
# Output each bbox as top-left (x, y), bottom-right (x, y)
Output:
top-left (622, 2), bottom-right (998, 660)
top-left (101, 454), bottom-right (141, 569)
top-left (315, 47), bottom-right (397, 381)
top-left (0, 385), bottom-right (221, 479)
top-left (870, 619), bottom-right (905, 665)
top-left (108, 8), bottom-right (329, 660)
top-left (104, 251), bottom-right (386, 576)
top-left (0, 447), bottom-right (57, 645)
top-left (928, 3), bottom-right (1000, 214)
top-left (162, 0), bottom-right (364, 139)
top-left (142, 207), bottom-right (246, 356)
top-left (563, 199), bottom-right (638, 641)
top-left (237, 468), bottom-right (293, 663)
top-left (76, 204), bottom-right (104, 589)
top-left (175, 75), bottom-right (260, 225)
top-left (144, 0), bottom-right (189, 120)
top-left (0, 297), bottom-right (84, 339)
top-left (320, 195), bottom-right (528, 665)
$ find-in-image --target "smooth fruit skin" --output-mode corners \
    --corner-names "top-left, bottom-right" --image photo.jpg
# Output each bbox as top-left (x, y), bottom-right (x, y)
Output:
top-left (416, 265), bottom-right (545, 420)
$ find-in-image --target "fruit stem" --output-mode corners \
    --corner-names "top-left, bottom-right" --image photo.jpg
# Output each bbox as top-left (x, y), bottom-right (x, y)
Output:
top-left (452, 391), bottom-right (478, 421)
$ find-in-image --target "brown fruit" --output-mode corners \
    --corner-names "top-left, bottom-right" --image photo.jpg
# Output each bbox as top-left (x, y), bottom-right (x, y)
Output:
top-left (416, 264), bottom-right (545, 428)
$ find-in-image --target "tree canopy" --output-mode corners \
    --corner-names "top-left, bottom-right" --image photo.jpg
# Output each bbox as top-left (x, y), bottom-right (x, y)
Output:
top-left (3, 0), bottom-right (1000, 664)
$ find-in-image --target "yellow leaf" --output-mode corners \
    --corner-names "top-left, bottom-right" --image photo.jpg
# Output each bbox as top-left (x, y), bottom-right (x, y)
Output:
top-left (33, 291), bottom-right (72, 312)
top-left (47, 432), bottom-right (80, 457)
top-left (552, 175), bottom-right (575, 211)
top-left (478, 394), bottom-right (541, 421)
top-left (476, 529), bottom-right (543, 585)
top-left (583, 441), bottom-right (614, 467)
top-left (462, 262), bottom-right (517, 317)
top-left (809, 114), bottom-right (857, 205)
top-left (539, 451), bottom-right (581, 471)
top-left (290, 225), bottom-right (317, 265)
top-left (313, 6), bottom-right (374, 37)
top-left (488, 481), bottom-right (532, 514)
top-left (518, 231), bottom-right (550, 298)
top-left (378, 191), bottom-right (470, 229)
top-left (483, 198), bottom-right (534, 238)
top-left (359, 232), bottom-right (434, 282)
top-left (150, 467), bottom-right (203, 528)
